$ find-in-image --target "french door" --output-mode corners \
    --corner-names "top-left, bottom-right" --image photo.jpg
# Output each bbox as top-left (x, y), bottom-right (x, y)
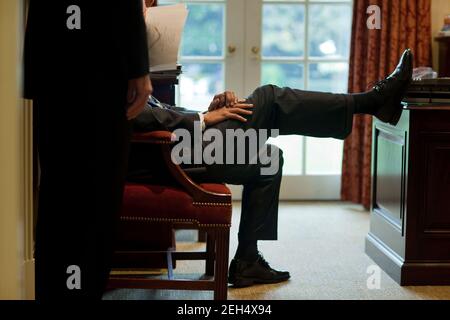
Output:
top-left (159, 0), bottom-right (353, 199)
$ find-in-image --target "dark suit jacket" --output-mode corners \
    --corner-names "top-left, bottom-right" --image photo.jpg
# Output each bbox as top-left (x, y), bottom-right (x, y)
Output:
top-left (133, 102), bottom-right (201, 133)
top-left (129, 102), bottom-right (206, 182)
top-left (28, 1), bottom-right (152, 299)
top-left (24, 0), bottom-right (149, 99)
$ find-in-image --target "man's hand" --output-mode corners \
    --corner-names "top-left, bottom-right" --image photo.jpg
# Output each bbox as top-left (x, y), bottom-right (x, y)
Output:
top-left (204, 102), bottom-right (253, 127)
top-left (208, 91), bottom-right (244, 111)
top-left (126, 74), bottom-right (153, 120)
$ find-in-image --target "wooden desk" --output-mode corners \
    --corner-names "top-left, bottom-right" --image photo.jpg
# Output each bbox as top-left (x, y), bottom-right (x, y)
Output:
top-left (366, 104), bottom-right (450, 285)
top-left (150, 73), bottom-right (179, 106)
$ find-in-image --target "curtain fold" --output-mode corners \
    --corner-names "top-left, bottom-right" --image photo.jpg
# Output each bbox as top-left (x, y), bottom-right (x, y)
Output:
top-left (341, 0), bottom-right (432, 209)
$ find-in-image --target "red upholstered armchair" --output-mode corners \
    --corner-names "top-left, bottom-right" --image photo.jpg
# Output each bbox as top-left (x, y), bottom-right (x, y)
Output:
top-left (108, 131), bottom-right (232, 300)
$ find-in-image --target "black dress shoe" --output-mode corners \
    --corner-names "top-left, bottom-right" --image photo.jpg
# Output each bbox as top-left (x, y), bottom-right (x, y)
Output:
top-left (228, 253), bottom-right (290, 288)
top-left (372, 49), bottom-right (413, 126)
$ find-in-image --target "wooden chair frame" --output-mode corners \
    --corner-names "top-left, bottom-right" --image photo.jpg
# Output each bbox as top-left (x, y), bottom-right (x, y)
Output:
top-left (108, 131), bottom-right (232, 300)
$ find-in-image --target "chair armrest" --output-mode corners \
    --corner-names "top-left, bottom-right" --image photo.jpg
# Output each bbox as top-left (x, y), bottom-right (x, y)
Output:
top-left (159, 144), bottom-right (231, 205)
top-left (131, 130), bottom-right (231, 205)
top-left (132, 131), bottom-right (176, 144)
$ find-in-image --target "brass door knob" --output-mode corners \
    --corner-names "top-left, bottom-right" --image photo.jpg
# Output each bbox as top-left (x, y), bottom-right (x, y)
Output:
top-left (251, 46), bottom-right (260, 55)
top-left (228, 45), bottom-right (237, 54)
top-left (251, 46), bottom-right (261, 60)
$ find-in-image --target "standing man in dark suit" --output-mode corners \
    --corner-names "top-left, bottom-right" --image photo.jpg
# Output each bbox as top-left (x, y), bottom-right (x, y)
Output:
top-left (24, 0), bottom-right (152, 299)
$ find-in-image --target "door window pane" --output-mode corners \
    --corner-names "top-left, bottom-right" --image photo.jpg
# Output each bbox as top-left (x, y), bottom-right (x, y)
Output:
top-left (181, 3), bottom-right (224, 57)
top-left (268, 136), bottom-right (303, 175)
top-left (305, 138), bottom-right (343, 175)
top-left (262, 4), bottom-right (305, 57)
top-left (158, 0), bottom-right (179, 4)
top-left (308, 4), bottom-right (352, 59)
top-left (308, 62), bottom-right (349, 93)
top-left (262, 63), bottom-right (304, 89)
top-left (179, 63), bottom-right (224, 111)
top-left (170, 0), bottom-right (352, 182)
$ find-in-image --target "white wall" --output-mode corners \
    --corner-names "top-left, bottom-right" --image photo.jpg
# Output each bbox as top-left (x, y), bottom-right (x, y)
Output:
top-left (432, 0), bottom-right (450, 70)
top-left (0, 0), bottom-right (25, 300)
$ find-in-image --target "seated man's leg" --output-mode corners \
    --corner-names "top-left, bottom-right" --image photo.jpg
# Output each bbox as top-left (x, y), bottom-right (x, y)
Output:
top-left (241, 49), bottom-right (412, 138)
top-left (206, 144), bottom-right (282, 242)
top-left (245, 84), bottom-right (355, 140)
top-left (204, 144), bottom-right (290, 287)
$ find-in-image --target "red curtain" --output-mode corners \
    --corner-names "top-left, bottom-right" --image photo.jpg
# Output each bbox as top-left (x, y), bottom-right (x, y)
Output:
top-left (143, 0), bottom-right (157, 15)
top-left (341, 0), bottom-right (432, 209)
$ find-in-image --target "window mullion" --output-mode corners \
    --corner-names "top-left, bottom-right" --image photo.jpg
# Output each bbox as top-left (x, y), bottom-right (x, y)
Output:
top-left (304, 0), bottom-right (309, 91)
top-left (302, 0), bottom-right (309, 175)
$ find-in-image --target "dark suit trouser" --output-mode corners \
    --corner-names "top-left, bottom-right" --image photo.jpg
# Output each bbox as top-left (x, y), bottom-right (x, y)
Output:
top-left (35, 82), bottom-right (130, 300)
top-left (197, 85), bottom-right (355, 241)
top-left (129, 85), bottom-right (354, 242)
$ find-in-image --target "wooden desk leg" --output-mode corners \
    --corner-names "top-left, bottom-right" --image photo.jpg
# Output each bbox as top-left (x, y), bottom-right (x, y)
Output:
top-left (213, 228), bottom-right (229, 300)
top-left (205, 232), bottom-right (215, 276)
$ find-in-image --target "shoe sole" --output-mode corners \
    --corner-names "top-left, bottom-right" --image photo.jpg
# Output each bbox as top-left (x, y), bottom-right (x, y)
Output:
top-left (389, 53), bottom-right (413, 126)
top-left (229, 276), bottom-right (290, 288)
top-left (387, 101), bottom-right (404, 126)
top-left (388, 78), bottom-right (412, 126)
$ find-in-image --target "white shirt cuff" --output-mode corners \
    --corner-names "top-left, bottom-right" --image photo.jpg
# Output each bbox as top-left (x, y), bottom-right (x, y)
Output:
top-left (198, 112), bottom-right (206, 131)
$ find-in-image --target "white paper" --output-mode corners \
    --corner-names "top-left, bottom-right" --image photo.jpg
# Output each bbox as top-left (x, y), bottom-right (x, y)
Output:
top-left (144, 4), bottom-right (188, 72)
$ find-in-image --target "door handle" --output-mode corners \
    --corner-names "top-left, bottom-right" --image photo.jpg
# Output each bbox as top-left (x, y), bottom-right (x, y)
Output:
top-left (227, 45), bottom-right (237, 55)
top-left (251, 46), bottom-right (260, 60)
top-left (251, 46), bottom-right (260, 54)
top-left (227, 44), bottom-right (237, 57)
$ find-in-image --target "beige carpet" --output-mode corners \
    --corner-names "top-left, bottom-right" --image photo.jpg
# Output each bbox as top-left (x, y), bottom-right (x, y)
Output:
top-left (104, 201), bottom-right (450, 300)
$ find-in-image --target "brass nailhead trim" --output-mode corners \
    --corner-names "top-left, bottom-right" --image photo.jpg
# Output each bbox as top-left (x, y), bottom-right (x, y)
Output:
top-left (134, 140), bottom-right (172, 145)
top-left (120, 216), bottom-right (195, 223)
top-left (120, 216), bottom-right (231, 227)
top-left (198, 223), bottom-right (231, 228)
top-left (193, 202), bottom-right (232, 207)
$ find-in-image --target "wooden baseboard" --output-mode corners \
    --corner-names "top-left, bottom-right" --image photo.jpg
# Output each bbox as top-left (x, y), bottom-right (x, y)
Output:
top-left (402, 262), bottom-right (450, 286)
top-left (365, 233), bottom-right (403, 284)
top-left (366, 233), bottom-right (450, 285)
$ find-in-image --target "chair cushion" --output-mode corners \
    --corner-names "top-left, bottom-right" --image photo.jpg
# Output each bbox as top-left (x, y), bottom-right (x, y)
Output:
top-left (121, 183), bottom-right (232, 225)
